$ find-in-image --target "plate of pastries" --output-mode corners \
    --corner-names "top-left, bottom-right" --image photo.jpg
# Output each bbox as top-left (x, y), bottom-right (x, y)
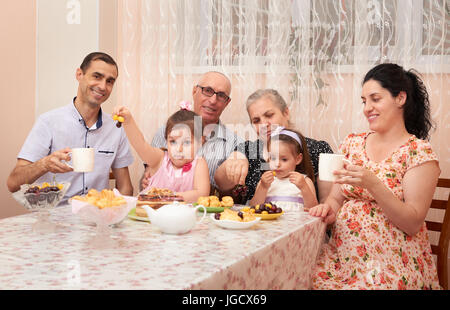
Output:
top-left (195, 195), bottom-right (234, 213)
top-left (210, 208), bottom-right (260, 229)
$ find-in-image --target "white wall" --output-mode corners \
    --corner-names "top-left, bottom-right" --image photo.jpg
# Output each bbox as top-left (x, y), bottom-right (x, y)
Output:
top-left (36, 0), bottom-right (99, 115)
top-left (0, 1), bottom-right (37, 219)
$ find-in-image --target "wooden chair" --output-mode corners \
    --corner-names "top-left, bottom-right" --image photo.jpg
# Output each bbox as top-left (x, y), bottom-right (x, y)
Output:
top-left (109, 170), bottom-right (116, 188)
top-left (425, 178), bottom-right (450, 290)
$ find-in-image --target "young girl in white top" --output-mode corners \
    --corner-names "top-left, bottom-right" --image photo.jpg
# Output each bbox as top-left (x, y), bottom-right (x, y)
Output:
top-left (113, 105), bottom-right (210, 202)
top-left (249, 127), bottom-right (318, 211)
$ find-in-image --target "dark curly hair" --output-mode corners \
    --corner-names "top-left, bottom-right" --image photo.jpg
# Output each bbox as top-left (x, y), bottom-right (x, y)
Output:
top-left (363, 63), bottom-right (434, 140)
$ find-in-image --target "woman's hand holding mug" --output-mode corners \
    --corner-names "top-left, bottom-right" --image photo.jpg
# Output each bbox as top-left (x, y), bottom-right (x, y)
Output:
top-left (334, 163), bottom-right (379, 190)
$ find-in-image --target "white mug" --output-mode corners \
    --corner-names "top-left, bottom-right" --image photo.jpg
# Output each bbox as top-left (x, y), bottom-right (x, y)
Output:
top-left (67, 148), bottom-right (95, 172)
top-left (318, 153), bottom-right (350, 182)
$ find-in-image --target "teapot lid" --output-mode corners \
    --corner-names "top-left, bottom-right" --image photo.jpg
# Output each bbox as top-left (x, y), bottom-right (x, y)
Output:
top-left (159, 201), bottom-right (192, 210)
top-left (163, 201), bottom-right (183, 207)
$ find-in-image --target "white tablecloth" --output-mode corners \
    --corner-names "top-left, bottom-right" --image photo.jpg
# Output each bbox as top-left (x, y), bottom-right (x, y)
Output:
top-left (0, 205), bottom-right (325, 289)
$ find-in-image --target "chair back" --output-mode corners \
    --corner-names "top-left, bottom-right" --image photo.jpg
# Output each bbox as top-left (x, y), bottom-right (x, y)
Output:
top-left (425, 178), bottom-right (450, 290)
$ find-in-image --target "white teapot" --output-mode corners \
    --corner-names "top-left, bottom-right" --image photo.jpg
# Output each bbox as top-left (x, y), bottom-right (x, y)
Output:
top-left (142, 202), bottom-right (206, 235)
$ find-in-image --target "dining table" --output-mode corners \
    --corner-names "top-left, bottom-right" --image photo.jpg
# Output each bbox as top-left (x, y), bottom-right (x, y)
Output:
top-left (0, 204), bottom-right (326, 290)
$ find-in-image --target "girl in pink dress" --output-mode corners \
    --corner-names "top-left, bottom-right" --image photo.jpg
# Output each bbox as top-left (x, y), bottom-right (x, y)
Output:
top-left (113, 106), bottom-right (210, 202)
top-left (309, 63), bottom-right (441, 289)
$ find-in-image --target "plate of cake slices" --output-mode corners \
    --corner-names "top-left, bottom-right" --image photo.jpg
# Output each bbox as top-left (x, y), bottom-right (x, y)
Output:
top-left (136, 187), bottom-right (184, 207)
top-left (127, 206), bottom-right (151, 222)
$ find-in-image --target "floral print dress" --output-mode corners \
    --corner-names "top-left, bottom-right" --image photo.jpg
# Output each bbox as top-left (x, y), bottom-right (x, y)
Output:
top-left (312, 132), bottom-right (441, 290)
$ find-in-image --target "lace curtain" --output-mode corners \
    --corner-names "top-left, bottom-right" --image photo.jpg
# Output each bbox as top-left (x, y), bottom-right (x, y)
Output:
top-left (117, 0), bottom-right (450, 182)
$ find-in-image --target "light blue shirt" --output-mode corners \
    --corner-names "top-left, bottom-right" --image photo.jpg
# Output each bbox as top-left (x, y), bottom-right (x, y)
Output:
top-left (17, 101), bottom-right (134, 204)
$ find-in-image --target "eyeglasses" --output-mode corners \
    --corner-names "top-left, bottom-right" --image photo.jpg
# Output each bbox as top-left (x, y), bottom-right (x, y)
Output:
top-left (196, 85), bottom-right (230, 103)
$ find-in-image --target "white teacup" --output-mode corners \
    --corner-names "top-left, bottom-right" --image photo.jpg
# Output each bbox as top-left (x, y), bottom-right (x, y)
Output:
top-left (67, 148), bottom-right (95, 172)
top-left (319, 153), bottom-right (349, 182)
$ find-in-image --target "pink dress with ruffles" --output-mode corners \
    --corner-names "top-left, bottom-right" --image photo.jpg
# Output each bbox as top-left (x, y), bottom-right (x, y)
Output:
top-left (141, 152), bottom-right (198, 194)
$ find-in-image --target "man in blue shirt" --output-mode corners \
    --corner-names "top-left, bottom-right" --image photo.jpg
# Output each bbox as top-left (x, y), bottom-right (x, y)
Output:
top-left (7, 52), bottom-right (134, 203)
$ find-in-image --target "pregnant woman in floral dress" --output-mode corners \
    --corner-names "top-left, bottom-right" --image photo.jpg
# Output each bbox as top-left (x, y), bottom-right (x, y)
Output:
top-left (309, 63), bottom-right (441, 290)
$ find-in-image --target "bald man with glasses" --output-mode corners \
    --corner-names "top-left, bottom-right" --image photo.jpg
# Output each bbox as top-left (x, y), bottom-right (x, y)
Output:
top-left (140, 71), bottom-right (243, 193)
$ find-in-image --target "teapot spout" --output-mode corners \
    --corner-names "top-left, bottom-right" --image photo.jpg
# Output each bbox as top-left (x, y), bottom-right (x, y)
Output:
top-left (142, 205), bottom-right (156, 221)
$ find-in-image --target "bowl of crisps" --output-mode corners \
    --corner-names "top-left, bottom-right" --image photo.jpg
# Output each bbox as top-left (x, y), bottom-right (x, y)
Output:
top-left (70, 188), bottom-right (137, 247)
top-left (71, 188), bottom-right (137, 226)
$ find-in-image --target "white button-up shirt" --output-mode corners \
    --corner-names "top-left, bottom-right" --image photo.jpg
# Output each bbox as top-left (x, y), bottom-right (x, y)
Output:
top-left (17, 101), bottom-right (134, 203)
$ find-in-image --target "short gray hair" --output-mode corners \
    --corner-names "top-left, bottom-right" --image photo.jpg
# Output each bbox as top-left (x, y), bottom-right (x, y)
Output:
top-left (246, 89), bottom-right (292, 127)
top-left (246, 89), bottom-right (288, 112)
